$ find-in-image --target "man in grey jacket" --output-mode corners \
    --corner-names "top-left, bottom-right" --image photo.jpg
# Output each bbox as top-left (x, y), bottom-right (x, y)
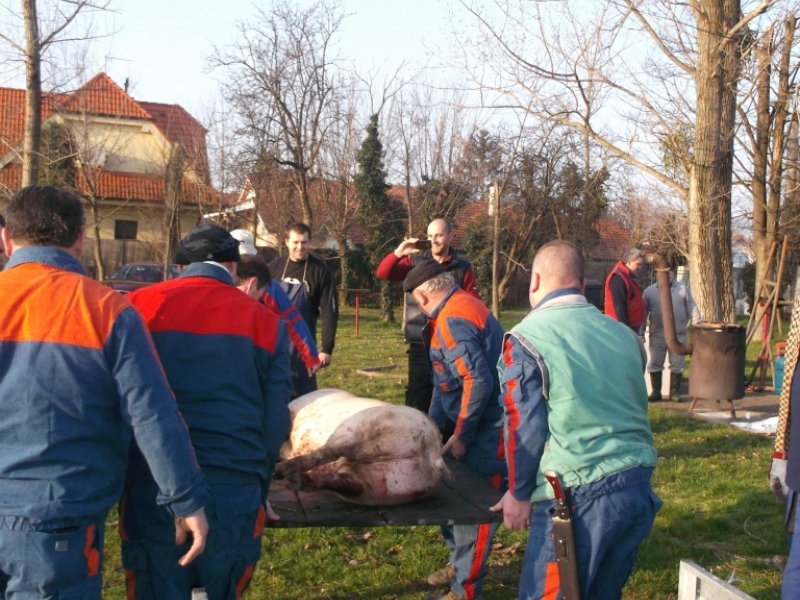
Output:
top-left (641, 270), bottom-right (702, 402)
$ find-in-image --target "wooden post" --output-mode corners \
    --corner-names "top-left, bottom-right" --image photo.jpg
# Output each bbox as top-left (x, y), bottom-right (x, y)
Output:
top-left (355, 295), bottom-right (360, 337)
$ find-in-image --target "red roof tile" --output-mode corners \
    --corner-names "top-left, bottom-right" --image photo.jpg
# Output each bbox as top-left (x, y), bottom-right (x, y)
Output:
top-left (0, 165), bottom-right (215, 205)
top-left (57, 73), bottom-right (151, 120)
top-left (80, 170), bottom-right (215, 204)
top-left (591, 218), bottom-right (633, 261)
top-left (0, 73), bottom-right (215, 204)
top-left (138, 101), bottom-right (210, 184)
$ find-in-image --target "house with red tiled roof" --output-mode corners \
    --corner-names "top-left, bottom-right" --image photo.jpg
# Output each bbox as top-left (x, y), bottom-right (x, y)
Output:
top-left (0, 73), bottom-right (216, 264)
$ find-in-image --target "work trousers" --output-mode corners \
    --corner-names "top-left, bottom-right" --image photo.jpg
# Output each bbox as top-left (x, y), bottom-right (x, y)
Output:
top-left (519, 467), bottom-right (660, 600)
top-left (120, 475), bottom-right (265, 600)
top-left (440, 427), bottom-right (507, 599)
top-left (406, 343), bottom-right (434, 412)
top-left (0, 515), bottom-right (104, 599)
top-left (783, 491), bottom-right (800, 599)
top-left (646, 333), bottom-right (687, 373)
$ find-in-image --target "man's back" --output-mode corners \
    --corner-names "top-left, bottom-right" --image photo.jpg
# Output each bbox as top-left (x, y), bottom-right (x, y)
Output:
top-left (508, 299), bottom-right (655, 499)
top-left (0, 254), bottom-right (139, 518)
top-left (128, 272), bottom-right (291, 478)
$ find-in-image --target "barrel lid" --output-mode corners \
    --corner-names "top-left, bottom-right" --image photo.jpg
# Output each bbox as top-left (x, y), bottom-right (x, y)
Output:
top-left (692, 321), bottom-right (743, 332)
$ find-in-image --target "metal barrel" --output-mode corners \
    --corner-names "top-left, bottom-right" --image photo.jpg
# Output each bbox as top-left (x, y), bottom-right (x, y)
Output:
top-left (687, 322), bottom-right (746, 400)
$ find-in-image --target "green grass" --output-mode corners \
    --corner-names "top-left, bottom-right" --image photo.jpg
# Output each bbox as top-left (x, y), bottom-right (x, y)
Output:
top-left (100, 307), bottom-right (788, 599)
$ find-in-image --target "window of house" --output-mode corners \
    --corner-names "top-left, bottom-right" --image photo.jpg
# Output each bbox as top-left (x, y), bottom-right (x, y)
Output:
top-left (114, 220), bottom-right (138, 240)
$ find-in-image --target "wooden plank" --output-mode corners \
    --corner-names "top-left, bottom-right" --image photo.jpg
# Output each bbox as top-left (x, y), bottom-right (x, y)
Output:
top-left (267, 455), bottom-right (505, 529)
top-left (678, 560), bottom-right (755, 600)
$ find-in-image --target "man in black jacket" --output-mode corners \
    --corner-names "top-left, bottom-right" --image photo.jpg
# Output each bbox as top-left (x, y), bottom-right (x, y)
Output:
top-left (269, 222), bottom-right (338, 397)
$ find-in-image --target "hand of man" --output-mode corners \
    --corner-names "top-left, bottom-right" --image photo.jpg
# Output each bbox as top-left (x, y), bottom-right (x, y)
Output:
top-left (490, 490), bottom-right (532, 530)
top-left (175, 508), bottom-right (209, 566)
top-left (394, 239), bottom-right (419, 258)
top-left (770, 454), bottom-right (788, 503)
top-left (442, 436), bottom-right (466, 460)
top-left (266, 500), bottom-right (280, 521)
top-left (307, 362), bottom-right (322, 377)
top-left (318, 353), bottom-right (332, 368)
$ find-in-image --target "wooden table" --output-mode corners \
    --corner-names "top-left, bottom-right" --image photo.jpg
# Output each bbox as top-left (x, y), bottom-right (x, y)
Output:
top-left (267, 456), bottom-right (504, 528)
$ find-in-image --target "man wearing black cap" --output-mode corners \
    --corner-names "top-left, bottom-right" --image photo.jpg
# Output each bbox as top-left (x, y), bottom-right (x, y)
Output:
top-left (404, 260), bottom-right (507, 600)
top-left (121, 223), bottom-right (293, 599)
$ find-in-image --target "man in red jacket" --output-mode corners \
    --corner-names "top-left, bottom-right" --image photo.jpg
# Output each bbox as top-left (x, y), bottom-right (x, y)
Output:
top-left (376, 218), bottom-right (480, 413)
top-left (604, 248), bottom-right (646, 331)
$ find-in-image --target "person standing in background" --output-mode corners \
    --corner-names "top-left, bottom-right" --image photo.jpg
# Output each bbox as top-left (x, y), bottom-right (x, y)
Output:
top-left (269, 222), bottom-right (338, 397)
top-left (605, 248), bottom-right (646, 331)
top-left (641, 270), bottom-right (701, 402)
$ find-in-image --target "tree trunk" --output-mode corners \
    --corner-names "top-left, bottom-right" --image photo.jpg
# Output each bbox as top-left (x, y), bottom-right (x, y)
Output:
top-left (688, 0), bottom-right (740, 322)
top-left (405, 165), bottom-right (413, 236)
top-left (22, 0), bottom-right (42, 187)
top-left (769, 15), bottom-right (795, 244)
top-left (87, 200), bottom-right (105, 280)
top-left (295, 169), bottom-right (313, 229)
top-left (380, 280), bottom-right (395, 322)
top-left (752, 27), bottom-right (772, 291)
top-left (338, 233), bottom-right (349, 308)
top-left (717, 0), bottom-right (741, 322)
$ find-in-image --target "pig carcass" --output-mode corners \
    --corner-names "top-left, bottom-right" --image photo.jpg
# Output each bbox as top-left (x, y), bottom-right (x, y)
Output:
top-left (275, 388), bottom-right (450, 506)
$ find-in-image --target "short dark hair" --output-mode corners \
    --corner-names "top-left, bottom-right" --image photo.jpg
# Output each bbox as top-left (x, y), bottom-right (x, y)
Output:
top-left (5, 186), bottom-right (84, 247)
top-left (285, 222), bottom-right (311, 239)
top-left (0, 213), bottom-right (5, 227)
top-left (235, 255), bottom-right (272, 289)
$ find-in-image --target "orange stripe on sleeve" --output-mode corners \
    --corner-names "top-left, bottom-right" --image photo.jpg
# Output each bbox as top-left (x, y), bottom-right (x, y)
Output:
top-left (454, 355), bottom-right (473, 437)
top-left (502, 342), bottom-right (520, 492)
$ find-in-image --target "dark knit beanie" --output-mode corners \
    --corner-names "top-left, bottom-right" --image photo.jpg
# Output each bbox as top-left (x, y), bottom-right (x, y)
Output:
top-left (174, 223), bottom-right (241, 265)
top-left (403, 259), bottom-right (446, 292)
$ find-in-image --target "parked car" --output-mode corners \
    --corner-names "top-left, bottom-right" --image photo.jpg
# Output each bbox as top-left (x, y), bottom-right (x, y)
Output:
top-left (103, 262), bottom-right (180, 294)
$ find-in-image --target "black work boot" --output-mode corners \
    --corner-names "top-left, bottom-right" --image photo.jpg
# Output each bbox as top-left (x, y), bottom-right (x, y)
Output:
top-left (669, 371), bottom-right (683, 402)
top-left (648, 372), bottom-right (663, 402)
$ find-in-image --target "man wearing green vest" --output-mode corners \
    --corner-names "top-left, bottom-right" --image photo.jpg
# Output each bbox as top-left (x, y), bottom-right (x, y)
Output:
top-left (491, 240), bottom-right (661, 600)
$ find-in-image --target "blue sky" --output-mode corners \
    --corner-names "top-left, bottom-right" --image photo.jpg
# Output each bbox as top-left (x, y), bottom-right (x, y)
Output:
top-left (89, 0), bottom-right (453, 115)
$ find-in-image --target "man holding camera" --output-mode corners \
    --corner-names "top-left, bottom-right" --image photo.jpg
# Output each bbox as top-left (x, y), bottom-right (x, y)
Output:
top-left (376, 218), bottom-right (480, 413)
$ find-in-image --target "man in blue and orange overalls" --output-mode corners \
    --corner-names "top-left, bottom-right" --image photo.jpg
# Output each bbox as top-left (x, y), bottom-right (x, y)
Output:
top-left (404, 259), bottom-right (506, 600)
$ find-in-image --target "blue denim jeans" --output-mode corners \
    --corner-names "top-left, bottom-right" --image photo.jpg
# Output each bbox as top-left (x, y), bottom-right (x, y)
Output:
top-left (0, 515), bottom-right (105, 599)
top-left (519, 467), bottom-right (661, 600)
top-left (440, 425), bottom-right (507, 599)
top-left (783, 492), bottom-right (800, 600)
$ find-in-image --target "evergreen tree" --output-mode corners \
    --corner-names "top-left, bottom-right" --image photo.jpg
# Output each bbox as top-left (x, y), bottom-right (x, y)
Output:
top-left (355, 113), bottom-right (404, 322)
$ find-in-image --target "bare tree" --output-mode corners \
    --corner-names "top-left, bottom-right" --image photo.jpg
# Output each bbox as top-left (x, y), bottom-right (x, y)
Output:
top-left (0, 0), bottom-right (114, 185)
top-left (454, 0), bottom-right (778, 321)
top-left (210, 0), bottom-right (343, 230)
top-left (737, 16), bottom-right (798, 288)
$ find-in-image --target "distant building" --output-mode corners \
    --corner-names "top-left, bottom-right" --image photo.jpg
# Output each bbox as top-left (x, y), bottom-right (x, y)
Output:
top-left (0, 73), bottom-right (216, 272)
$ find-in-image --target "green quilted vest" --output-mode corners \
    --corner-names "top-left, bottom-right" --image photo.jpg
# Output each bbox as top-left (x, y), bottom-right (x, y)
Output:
top-left (508, 301), bottom-right (657, 501)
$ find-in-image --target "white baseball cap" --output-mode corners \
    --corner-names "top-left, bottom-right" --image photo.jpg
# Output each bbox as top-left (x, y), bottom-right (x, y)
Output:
top-left (229, 229), bottom-right (257, 256)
